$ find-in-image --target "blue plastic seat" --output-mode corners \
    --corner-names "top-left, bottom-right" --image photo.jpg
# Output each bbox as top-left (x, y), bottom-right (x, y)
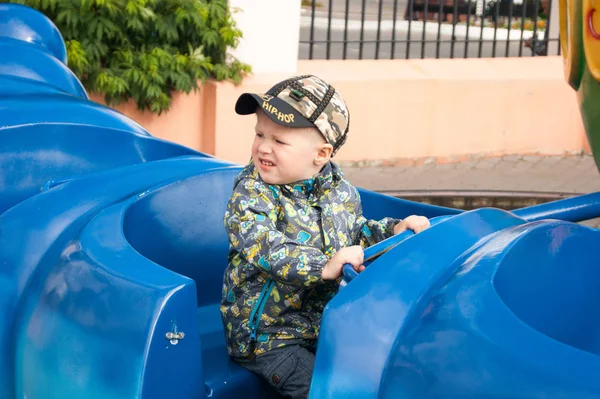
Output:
top-left (313, 215), bottom-right (600, 398)
top-left (0, 3), bottom-right (68, 63)
top-left (0, 122), bottom-right (201, 215)
top-left (494, 222), bottom-right (600, 356)
top-left (0, 157), bottom-right (236, 398)
top-left (0, 39), bottom-right (86, 98)
top-left (123, 167), bottom-right (279, 398)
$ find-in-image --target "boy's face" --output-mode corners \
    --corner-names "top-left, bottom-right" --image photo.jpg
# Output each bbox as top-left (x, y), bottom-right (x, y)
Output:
top-left (252, 110), bottom-right (332, 185)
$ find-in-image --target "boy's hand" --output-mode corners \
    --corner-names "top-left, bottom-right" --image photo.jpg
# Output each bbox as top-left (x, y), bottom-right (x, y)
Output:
top-left (322, 245), bottom-right (364, 280)
top-left (394, 215), bottom-right (430, 235)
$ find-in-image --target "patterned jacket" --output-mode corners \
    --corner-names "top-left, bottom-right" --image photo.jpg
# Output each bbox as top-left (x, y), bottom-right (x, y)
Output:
top-left (220, 161), bottom-right (400, 359)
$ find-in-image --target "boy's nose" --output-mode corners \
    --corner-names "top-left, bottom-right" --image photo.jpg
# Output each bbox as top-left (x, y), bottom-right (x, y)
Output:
top-left (257, 140), bottom-right (272, 154)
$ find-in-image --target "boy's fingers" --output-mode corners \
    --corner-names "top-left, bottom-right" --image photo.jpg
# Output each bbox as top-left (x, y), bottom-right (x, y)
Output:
top-left (416, 224), bottom-right (429, 233)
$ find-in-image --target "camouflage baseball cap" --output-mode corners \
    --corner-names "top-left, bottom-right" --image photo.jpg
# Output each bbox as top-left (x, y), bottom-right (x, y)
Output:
top-left (235, 75), bottom-right (350, 156)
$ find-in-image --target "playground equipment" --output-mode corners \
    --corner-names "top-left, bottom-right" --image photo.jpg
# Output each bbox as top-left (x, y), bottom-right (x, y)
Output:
top-left (1, 3), bottom-right (600, 398)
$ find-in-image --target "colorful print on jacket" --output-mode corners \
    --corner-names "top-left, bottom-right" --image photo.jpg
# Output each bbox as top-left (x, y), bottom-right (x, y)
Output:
top-left (221, 161), bottom-right (400, 359)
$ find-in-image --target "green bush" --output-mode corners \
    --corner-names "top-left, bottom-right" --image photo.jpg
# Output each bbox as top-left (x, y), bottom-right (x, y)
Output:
top-left (7, 0), bottom-right (251, 114)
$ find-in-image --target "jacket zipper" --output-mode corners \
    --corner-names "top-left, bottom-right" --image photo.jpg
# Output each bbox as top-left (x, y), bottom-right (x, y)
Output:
top-left (248, 279), bottom-right (275, 352)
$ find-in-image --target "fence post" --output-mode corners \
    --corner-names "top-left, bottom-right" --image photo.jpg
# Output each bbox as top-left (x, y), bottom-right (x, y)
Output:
top-left (547, 0), bottom-right (559, 54)
top-left (229, 0), bottom-right (301, 73)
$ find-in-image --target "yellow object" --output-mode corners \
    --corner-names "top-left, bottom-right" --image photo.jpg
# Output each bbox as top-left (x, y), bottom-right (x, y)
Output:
top-left (561, 0), bottom-right (584, 87)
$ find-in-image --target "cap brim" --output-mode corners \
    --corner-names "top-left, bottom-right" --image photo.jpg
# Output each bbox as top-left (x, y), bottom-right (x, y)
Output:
top-left (235, 93), bottom-right (315, 129)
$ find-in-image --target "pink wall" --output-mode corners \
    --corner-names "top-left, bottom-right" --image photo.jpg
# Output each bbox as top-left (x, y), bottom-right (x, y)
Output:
top-left (89, 87), bottom-right (209, 152)
top-left (90, 56), bottom-right (587, 165)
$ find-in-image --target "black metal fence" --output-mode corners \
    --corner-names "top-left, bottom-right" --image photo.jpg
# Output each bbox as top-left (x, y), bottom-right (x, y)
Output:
top-left (299, 0), bottom-right (560, 60)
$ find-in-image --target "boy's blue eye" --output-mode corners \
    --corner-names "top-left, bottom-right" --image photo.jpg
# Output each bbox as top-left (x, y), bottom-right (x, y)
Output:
top-left (275, 140), bottom-right (286, 145)
top-left (256, 133), bottom-right (264, 138)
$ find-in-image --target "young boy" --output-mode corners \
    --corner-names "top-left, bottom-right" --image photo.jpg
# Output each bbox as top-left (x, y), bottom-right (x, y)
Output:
top-left (221, 75), bottom-right (429, 398)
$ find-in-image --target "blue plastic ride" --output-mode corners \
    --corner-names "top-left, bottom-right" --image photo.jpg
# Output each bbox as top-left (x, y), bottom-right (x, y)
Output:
top-left (1, 4), bottom-right (600, 398)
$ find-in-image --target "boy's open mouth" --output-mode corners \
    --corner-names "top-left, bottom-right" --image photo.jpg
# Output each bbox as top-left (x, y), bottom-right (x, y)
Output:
top-left (260, 159), bottom-right (275, 167)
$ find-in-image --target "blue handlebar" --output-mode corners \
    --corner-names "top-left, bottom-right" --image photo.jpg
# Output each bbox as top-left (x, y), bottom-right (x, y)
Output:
top-left (341, 215), bottom-right (451, 285)
top-left (341, 229), bottom-right (414, 284)
top-left (341, 263), bottom-right (359, 284)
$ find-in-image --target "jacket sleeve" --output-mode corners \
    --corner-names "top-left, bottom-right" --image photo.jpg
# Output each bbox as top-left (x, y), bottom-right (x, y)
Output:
top-left (350, 189), bottom-right (401, 249)
top-left (224, 178), bottom-right (329, 287)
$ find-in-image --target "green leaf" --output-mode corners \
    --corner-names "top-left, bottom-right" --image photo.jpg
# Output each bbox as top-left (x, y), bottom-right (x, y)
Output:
top-left (65, 40), bottom-right (90, 75)
top-left (202, 30), bottom-right (219, 48)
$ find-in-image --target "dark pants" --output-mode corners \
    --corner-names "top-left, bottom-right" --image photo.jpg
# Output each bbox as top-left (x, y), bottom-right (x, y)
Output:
top-left (237, 345), bottom-right (315, 399)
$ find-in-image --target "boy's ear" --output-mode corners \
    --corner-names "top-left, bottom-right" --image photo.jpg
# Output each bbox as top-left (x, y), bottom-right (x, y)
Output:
top-left (315, 143), bottom-right (333, 166)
